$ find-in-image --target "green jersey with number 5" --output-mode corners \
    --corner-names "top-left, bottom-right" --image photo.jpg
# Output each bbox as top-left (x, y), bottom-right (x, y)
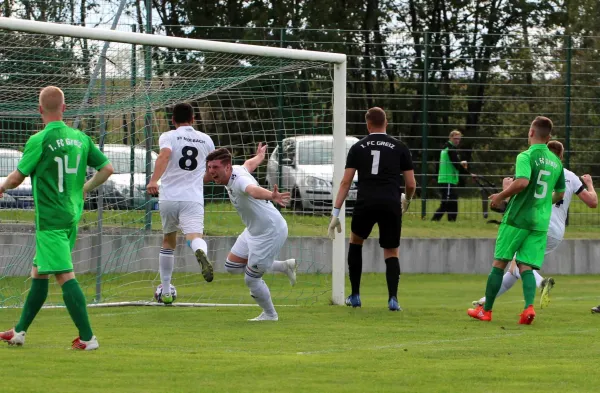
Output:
top-left (17, 121), bottom-right (110, 231)
top-left (502, 144), bottom-right (566, 231)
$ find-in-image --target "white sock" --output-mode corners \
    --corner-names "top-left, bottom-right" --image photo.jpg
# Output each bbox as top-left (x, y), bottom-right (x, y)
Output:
top-left (189, 238), bottom-right (208, 254)
top-left (533, 270), bottom-right (544, 287)
top-left (496, 271), bottom-right (519, 298)
top-left (244, 268), bottom-right (276, 316)
top-left (270, 260), bottom-right (288, 273)
top-left (478, 270), bottom-right (519, 304)
top-left (159, 248), bottom-right (175, 293)
top-left (225, 259), bottom-right (245, 275)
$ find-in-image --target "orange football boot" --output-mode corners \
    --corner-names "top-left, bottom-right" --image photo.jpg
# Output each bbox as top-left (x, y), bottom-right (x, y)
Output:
top-left (467, 305), bottom-right (492, 321)
top-left (518, 305), bottom-right (536, 325)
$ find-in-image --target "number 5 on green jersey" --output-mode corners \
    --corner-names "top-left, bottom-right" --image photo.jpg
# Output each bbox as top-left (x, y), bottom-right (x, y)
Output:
top-left (534, 170), bottom-right (551, 199)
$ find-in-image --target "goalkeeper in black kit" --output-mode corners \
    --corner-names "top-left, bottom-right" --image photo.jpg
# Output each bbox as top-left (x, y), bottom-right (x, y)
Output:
top-left (328, 107), bottom-right (416, 311)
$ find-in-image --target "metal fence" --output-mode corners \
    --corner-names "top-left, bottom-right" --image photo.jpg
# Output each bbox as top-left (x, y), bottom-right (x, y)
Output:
top-left (177, 26), bottom-right (600, 226)
top-left (2, 25), bottom-right (600, 227)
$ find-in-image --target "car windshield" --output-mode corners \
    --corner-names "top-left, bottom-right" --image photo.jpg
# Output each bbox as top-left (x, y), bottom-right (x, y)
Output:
top-left (297, 139), bottom-right (355, 165)
top-left (104, 150), bottom-right (157, 174)
top-left (0, 154), bottom-right (21, 176)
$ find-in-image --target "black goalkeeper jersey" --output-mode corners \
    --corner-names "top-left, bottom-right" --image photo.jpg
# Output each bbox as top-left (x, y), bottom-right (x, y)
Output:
top-left (345, 133), bottom-right (413, 207)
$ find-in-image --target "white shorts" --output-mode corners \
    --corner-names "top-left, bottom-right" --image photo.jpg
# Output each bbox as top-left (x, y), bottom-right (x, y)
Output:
top-left (545, 236), bottom-right (562, 255)
top-left (230, 227), bottom-right (288, 274)
top-left (159, 201), bottom-right (204, 235)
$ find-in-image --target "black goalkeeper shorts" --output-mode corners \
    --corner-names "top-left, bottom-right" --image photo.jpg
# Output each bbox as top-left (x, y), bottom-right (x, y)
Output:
top-left (350, 203), bottom-right (402, 249)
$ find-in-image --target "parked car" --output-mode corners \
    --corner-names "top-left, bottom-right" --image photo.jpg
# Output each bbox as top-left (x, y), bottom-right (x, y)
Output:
top-left (87, 144), bottom-right (158, 210)
top-left (0, 148), bottom-right (33, 209)
top-left (265, 135), bottom-right (359, 212)
top-left (0, 145), bottom-right (158, 211)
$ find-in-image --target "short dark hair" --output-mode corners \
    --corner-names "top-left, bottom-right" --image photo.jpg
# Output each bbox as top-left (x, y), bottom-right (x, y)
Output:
top-left (547, 140), bottom-right (564, 159)
top-left (206, 148), bottom-right (232, 165)
top-left (531, 116), bottom-right (553, 138)
top-left (365, 107), bottom-right (387, 128)
top-left (172, 103), bottom-right (194, 124)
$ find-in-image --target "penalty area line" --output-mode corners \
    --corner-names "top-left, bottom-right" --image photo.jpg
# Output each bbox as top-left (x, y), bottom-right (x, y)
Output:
top-left (0, 302), bottom-right (299, 309)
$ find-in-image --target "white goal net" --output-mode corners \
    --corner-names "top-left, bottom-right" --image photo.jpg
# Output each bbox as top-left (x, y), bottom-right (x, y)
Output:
top-left (0, 18), bottom-right (348, 308)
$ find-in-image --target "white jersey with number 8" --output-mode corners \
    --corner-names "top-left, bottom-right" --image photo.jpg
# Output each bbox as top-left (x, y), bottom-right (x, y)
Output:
top-left (158, 126), bottom-right (215, 203)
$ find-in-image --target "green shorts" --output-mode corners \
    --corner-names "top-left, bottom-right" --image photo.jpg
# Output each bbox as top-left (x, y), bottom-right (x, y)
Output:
top-left (33, 226), bottom-right (78, 275)
top-left (494, 224), bottom-right (547, 269)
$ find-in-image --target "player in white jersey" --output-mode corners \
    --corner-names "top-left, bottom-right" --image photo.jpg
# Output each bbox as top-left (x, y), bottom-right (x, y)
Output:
top-left (473, 141), bottom-right (597, 309)
top-left (205, 144), bottom-right (297, 321)
top-left (147, 103), bottom-right (216, 304)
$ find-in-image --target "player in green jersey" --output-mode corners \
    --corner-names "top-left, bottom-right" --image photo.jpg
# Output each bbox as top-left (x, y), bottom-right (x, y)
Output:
top-left (467, 116), bottom-right (565, 325)
top-left (0, 86), bottom-right (114, 350)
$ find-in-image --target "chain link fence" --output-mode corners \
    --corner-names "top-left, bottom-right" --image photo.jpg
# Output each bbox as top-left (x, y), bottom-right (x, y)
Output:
top-left (1, 18), bottom-right (599, 226)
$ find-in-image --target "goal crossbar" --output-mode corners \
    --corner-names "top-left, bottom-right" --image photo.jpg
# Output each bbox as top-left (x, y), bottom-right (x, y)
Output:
top-left (0, 17), bottom-right (346, 64)
top-left (0, 16), bottom-right (348, 306)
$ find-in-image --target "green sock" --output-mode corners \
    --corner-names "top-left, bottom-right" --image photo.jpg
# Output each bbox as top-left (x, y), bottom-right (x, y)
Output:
top-left (483, 267), bottom-right (505, 311)
top-left (15, 278), bottom-right (49, 332)
top-left (521, 270), bottom-right (536, 308)
top-left (62, 279), bottom-right (93, 341)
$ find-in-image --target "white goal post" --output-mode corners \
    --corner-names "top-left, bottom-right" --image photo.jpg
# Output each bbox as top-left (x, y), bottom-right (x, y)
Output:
top-left (0, 16), bottom-right (348, 306)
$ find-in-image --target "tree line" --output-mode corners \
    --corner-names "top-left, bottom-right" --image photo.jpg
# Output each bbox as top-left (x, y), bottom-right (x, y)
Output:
top-left (2, 0), bottom-right (600, 195)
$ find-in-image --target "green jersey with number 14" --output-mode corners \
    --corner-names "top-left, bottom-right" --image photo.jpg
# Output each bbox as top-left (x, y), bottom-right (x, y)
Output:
top-left (502, 144), bottom-right (566, 231)
top-left (17, 121), bottom-right (109, 231)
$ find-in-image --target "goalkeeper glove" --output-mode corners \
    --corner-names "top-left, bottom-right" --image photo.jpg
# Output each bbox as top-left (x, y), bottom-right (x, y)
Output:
top-left (328, 207), bottom-right (342, 240)
top-left (401, 193), bottom-right (411, 214)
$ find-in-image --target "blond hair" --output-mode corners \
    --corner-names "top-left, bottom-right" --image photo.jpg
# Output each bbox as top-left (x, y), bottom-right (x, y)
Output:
top-left (449, 130), bottom-right (463, 138)
top-left (39, 86), bottom-right (65, 113)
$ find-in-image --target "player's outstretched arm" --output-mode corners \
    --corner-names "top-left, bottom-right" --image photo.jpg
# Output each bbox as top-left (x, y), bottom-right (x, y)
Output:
top-left (332, 168), bottom-right (355, 212)
top-left (491, 153), bottom-right (530, 208)
top-left (243, 142), bottom-right (267, 174)
top-left (244, 184), bottom-right (290, 207)
top-left (328, 168), bottom-right (356, 240)
top-left (578, 174), bottom-right (598, 208)
top-left (84, 164), bottom-right (114, 193)
top-left (401, 169), bottom-right (417, 213)
top-left (147, 148), bottom-right (171, 196)
top-left (490, 178), bottom-right (529, 208)
top-left (403, 170), bottom-right (417, 200)
top-left (0, 170), bottom-right (26, 197)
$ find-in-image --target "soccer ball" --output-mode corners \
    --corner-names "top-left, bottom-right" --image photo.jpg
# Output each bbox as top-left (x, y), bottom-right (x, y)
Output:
top-left (154, 284), bottom-right (177, 303)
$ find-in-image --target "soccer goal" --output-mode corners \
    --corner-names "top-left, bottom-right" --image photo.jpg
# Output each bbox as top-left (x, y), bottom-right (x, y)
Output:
top-left (0, 17), bottom-right (348, 308)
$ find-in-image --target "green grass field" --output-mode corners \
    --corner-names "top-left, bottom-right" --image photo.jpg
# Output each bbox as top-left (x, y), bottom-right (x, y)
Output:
top-left (2, 198), bottom-right (600, 238)
top-left (2, 274), bottom-right (600, 393)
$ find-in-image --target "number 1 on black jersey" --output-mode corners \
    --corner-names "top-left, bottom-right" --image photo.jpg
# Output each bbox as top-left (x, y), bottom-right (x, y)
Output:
top-left (371, 150), bottom-right (380, 175)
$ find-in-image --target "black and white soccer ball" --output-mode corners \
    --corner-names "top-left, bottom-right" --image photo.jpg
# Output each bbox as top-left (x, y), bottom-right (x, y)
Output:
top-left (154, 284), bottom-right (177, 303)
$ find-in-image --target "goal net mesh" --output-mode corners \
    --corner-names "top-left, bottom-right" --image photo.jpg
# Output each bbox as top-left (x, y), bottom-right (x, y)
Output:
top-left (0, 28), bottom-right (338, 308)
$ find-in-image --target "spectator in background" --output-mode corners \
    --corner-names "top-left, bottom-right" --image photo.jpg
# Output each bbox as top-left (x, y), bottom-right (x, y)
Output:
top-left (432, 130), bottom-right (474, 222)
